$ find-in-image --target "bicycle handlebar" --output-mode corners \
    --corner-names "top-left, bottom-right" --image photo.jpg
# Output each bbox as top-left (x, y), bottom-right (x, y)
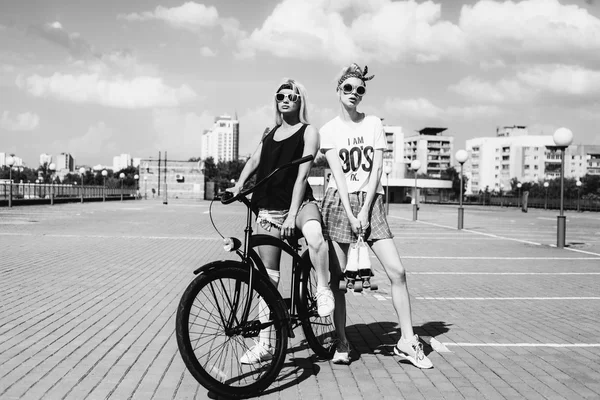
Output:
top-left (220, 154), bottom-right (315, 205)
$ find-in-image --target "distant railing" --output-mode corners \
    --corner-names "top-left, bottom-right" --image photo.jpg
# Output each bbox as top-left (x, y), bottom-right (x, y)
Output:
top-left (0, 183), bottom-right (138, 206)
top-left (422, 193), bottom-right (600, 212)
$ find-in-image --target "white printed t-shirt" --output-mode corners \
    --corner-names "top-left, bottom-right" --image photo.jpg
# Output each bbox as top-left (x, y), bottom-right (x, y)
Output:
top-left (319, 115), bottom-right (387, 195)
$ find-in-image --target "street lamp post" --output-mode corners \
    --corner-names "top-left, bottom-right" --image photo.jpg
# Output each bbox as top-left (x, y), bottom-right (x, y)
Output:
top-left (144, 176), bottom-right (148, 199)
top-left (544, 181), bottom-right (549, 210)
top-left (79, 167), bottom-right (86, 203)
top-left (102, 170), bottom-right (107, 202)
top-left (49, 163), bottom-right (56, 205)
top-left (410, 160), bottom-right (421, 221)
top-left (455, 150), bottom-right (469, 229)
top-left (134, 174), bottom-right (139, 199)
top-left (517, 183), bottom-right (522, 209)
top-left (576, 180), bottom-right (582, 212)
top-left (119, 173), bottom-right (125, 201)
top-left (6, 156), bottom-right (15, 208)
top-left (553, 127), bottom-right (574, 249)
top-left (384, 163), bottom-right (393, 215)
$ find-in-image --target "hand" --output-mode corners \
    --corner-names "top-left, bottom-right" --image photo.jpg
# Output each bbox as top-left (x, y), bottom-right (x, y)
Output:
top-left (357, 209), bottom-right (370, 233)
top-left (226, 184), bottom-right (242, 196)
top-left (281, 215), bottom-right (296, 238)
top-left (348, 215), bottom-right (362, 236)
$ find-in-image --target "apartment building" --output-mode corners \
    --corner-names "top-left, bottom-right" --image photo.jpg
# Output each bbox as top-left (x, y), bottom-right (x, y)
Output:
top-left (113, 153), bottom-right (132, 171)
top-left (403, 127), bottom-right (453, 178)
top-left (56, 153), bottom-right (74, 172)
top-left (464, 126), bottom-right (596, 194)
top-left (201, 115), bottom-right (239, 162)
top-left (382, 123), bottom-right (405, 178)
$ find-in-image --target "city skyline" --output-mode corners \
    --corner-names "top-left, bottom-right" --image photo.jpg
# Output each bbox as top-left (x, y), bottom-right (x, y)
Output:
top-left (2, 0), bottom-right (600, 168)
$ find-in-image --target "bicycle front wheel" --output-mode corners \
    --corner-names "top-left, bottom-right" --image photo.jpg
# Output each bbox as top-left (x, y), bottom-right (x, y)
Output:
top-left (176, 263), bottom-right (288, 399)
top-left (297, 252), bottom-right (337, 359)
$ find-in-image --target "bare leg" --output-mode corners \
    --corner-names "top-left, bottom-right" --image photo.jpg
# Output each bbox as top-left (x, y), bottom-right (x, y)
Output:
top-left (255, 224), bottom-right (282, 345)
top-left (300, 220), bottom-right (329, 288)
top-left (329, 241), bottom-right (349, 344)
top-left (370, 239), bottom-right (415, 340)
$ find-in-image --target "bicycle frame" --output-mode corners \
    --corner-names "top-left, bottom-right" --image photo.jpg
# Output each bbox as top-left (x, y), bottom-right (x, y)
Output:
top-left (193, 154), bottom-right (315, 338)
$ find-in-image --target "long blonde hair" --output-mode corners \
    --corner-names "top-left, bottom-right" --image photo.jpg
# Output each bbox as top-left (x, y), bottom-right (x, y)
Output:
top-left (273, 78), bottom-right (310, 126)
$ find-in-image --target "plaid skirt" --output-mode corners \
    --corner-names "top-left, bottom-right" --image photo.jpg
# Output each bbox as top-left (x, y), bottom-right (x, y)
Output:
top-left (321, 188), bottom-right (393, 243)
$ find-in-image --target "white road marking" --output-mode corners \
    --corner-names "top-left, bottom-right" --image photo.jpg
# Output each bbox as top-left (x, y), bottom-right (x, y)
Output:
top-left (402, 256), bottom-right (600, 260)
top-left (416, 297), bottom-right (600, 300)
top-left (410, 272), bottom-right (600, 275)
top-left (373, 294), bottom-right (387, 301)
top-left (443, 342), bottom-right (600, 348)
top-left (390, 216), bottom-right (600, 257)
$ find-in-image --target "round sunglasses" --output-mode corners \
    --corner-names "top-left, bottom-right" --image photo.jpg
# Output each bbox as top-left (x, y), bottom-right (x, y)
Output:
top-left (275, 93), bottom-right (301, 102)
top-left (341, 83), bottom-right (366, 96)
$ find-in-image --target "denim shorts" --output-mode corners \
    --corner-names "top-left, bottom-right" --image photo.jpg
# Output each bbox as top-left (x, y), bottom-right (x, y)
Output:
top-left (256, 200), bottom-right (319, 232)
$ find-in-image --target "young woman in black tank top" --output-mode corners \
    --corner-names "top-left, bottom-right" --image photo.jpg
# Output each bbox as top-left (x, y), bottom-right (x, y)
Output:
top-left (227, 79), bottom-right (335, 364)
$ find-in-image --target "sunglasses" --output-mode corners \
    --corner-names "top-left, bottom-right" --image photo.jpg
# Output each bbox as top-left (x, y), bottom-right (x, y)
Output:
top-left (341, 83), bottom-right (366, 96)
top-left (275, 93), bottom-right (301, 102)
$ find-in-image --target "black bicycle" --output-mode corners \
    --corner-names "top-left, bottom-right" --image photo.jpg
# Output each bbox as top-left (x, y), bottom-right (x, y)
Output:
top-left (176, 155), bottom-right (337, 399)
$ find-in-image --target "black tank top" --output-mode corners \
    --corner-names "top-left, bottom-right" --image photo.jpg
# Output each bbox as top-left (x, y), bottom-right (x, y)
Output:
top-left (251, 124), bottom-right (315, 211)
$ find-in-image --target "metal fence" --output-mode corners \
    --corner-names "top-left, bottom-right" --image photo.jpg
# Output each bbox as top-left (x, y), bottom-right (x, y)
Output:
top-left (0, 183), bottom-right (138, 205)
top-left (423, 193), bottom-right (600, 212)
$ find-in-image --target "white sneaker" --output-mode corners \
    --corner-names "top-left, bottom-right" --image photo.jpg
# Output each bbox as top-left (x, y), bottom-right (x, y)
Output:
top-left (332, 341), bottom-right (351, 365)
top-left (394, 335), bottom-right (433, 369)
top-left (316, 287), bottom-right (335, 317)
top-left (240, 342), bottom-right (273, 365)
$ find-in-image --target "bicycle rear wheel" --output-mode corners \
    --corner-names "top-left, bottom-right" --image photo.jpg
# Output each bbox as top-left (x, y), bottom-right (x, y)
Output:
top-left (297, 252), bottom-right (337, 359)
top-left (176, 263), bottom-right (288, 399)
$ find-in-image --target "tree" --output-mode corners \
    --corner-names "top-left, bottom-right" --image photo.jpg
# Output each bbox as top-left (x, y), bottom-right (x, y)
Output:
top-left (442, 166), bottom-right (467, 199)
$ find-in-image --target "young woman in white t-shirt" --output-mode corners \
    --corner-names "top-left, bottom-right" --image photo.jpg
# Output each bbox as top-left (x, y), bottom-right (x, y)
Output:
top-left (320, 63), bottom-right (433, 369)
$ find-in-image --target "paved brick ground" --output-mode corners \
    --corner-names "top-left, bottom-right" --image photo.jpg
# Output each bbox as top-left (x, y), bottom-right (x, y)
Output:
top-left (1, 200), bottom-right (599, 400)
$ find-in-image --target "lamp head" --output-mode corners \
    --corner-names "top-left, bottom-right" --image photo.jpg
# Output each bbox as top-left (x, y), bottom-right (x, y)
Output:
top-left (410, 160), bottom-right (421, 171)
top-left (383, 163), bottom-right (393, 175)
top-left (455, 149), bottom-right (469, 164)
top-left (49, 163), bottom-right (56, 171)
top-left (102, 170), bottom-right (107, 177)
top-left (544, 182), bottom-right (549, 188)
top-left (517, 183), bottom-right (522, 188)
top-left (119, 172), bottom-right (125, 179)
top-left (134, 174), bottom-right (139, 180)
top-left (79, 167), bottom-right (86, 174)
top-left (553, 127), bottom-right (573, 147)
top-left (576, 180), bottom-right (582, 187)
top-left (6, 156), bottom-right (15, 167)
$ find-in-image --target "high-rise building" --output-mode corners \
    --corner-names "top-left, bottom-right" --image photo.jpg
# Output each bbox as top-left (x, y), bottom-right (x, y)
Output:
top-left (462, 126), bottom-right (596, 194)
top-left (56, 153), bottom-right (74, 172)
top-left (40, 153), bottom-right (52, 166)
top-left (201, 115), bottom-right (239, 162)
top-left (382, 123), bottom-right (405, 178)
top-left (403, 127), bottom-right (453, 178)
top-left (113, 154), bottom-right (132, 171)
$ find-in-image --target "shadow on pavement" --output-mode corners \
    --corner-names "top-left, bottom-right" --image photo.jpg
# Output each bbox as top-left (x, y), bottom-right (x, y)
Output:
top-left (346, 320), bottom-right (452, 362)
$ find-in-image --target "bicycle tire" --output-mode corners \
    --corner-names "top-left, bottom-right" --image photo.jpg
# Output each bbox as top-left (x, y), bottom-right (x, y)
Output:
top-left (176, 262), bottom-right (288, 399)
top-left (297, 251), bottom-right (337, 359)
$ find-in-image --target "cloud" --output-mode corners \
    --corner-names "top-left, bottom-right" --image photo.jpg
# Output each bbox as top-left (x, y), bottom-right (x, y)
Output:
top-left (118, 2), bottom-right (219, 29)
top-left (16, 73), bottom-right (197, 109)
top-left (56, 122), bottom-right (119, 163)
top-left (449, 76), bottom-right (533, 103)
top-left (28, 21), bottom-right (95, 57)
top-left (200, 46), bottom-right (216, 57)
top-left (151, 109), bottom-right (214, 159)
top-left (384, 97), bottom-right (502, 120)
top-left (516, 64), bottom-right (600, 97)
top-left (1, 111), bottom-right (40, 131)
top-left (460, 0), bottom-right (600, 65)
top-left (118, 2), bottom-right (245, 41)
top-left (236, 0), bottom-right (464, 63)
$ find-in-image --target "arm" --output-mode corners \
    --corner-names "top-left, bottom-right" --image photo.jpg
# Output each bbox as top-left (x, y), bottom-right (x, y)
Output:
top-left (324, 148), bottom-right (362, 235)
top-left (357, 148), bottom-right (383, 228)
top-left (281, 125), bottom-right (318, 236)
top-left (227, 139), bottom-right (263, 196)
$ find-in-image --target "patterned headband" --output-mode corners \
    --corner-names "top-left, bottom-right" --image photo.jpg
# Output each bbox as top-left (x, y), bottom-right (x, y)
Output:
top-left (337, 65), bottom-right (375, 88)
top-left (277, 83), bottom-right (297, 93)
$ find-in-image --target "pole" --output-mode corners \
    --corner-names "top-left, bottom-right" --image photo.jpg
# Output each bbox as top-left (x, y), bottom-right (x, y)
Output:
top-left (120, 179), bottom-right (123, 201)
top-left (8, 168), bottom-right (12, 208)
top-left (144, 179), bottom-right (147, 200)
top-left (458, 163), bottom-right (464, 229)
top-left (163, 151), bottom-right (168, 205)
top-left (557, 147), bottom-right (566, 248)
top-left (81, 176), bottom-right (84, 203)
top-left (103, 177), bottom-right (106, 202)
top-left (157, 151), bottom-right (161, 196)
top-left (577, 187), bottom-right (581, 212)
top-left (50, 174), bottom-right (54, 206)
top-left (545, 188), bottom-right (548, 210)
top-left (386, 173), bottom-right (390, 215)
top-left (413, 173), bottom-right (418, 221)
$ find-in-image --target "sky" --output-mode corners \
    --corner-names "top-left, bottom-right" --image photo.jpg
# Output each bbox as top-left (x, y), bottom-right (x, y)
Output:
top-left (1, 0), bottom-right (600, 167)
